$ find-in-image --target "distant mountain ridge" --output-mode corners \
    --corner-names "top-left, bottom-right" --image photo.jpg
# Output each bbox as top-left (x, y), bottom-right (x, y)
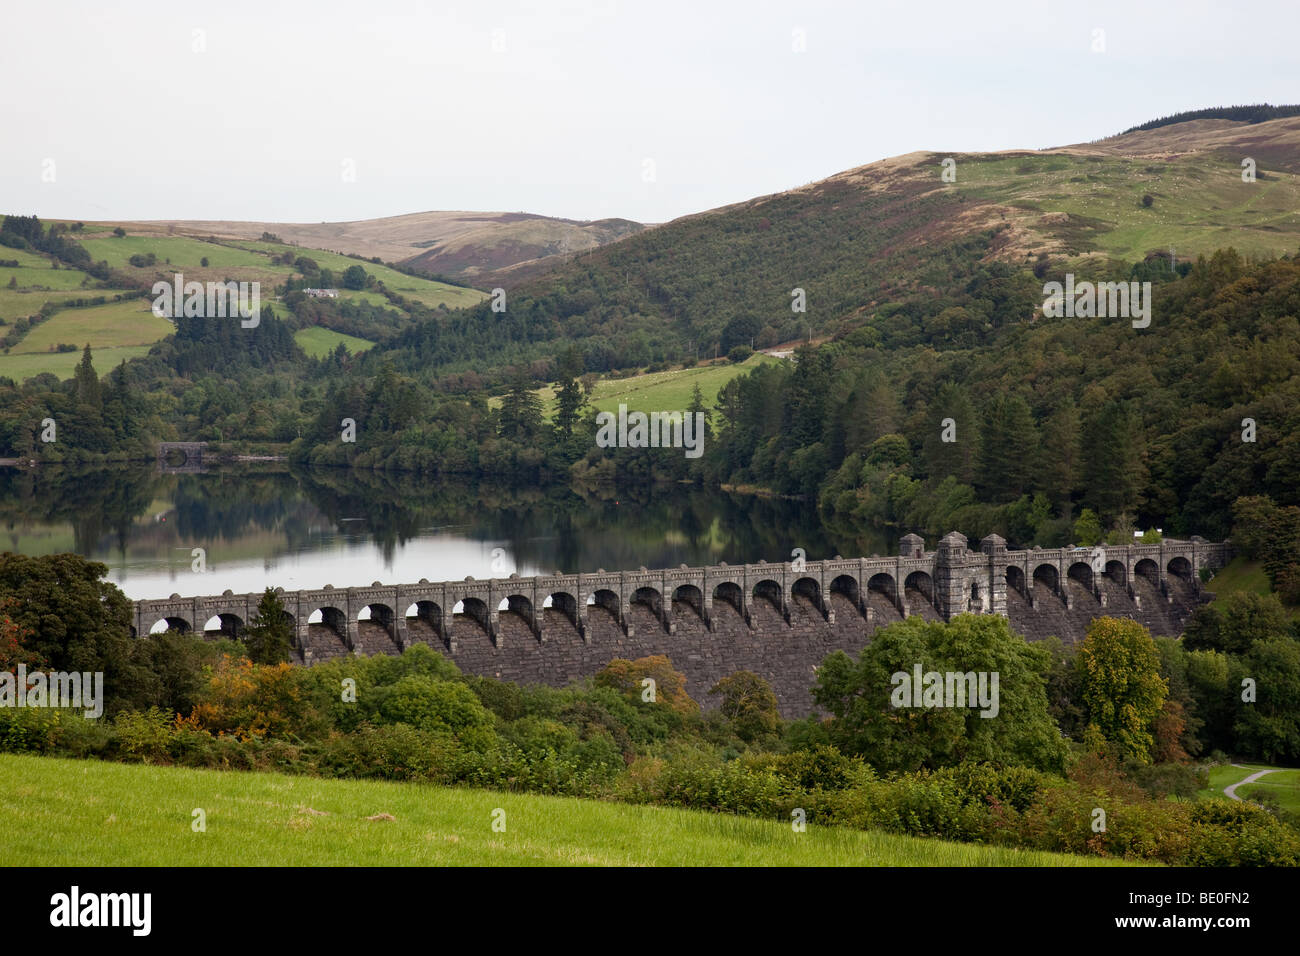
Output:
top-left (108, 211), bottom-right (647, 288)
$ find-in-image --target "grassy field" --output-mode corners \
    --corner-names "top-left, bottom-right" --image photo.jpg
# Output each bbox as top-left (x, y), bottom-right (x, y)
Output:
top-left (294, 326), bottom-right (376, 358)
top-left (1205, 558), bottom-right (1274, 599)
top-left (0, 261), bottom-right (99, 291)
top-left (1201, 557), bottom-right (1299, 617)
top-left (0, 346), bottom-right (153, 382)
top-left (79, 235), bottom-right (281, 273)
top-left (0, 754), bottom-right (1127, 867)
top-left (0, 249), bottom-right (131, 322)
top-left (492, 353), bottom-right (782, 420)
top-left (1239, 769), bottom-right (1300, 813)
top-left (1197, 763), bottom-right (1300, 813)
top-left (958, 152), bottom-right (1300, 262)
top-left (1198, 763), bottom-right (1271, 800)
top-left (231, 240), bottom-right (486, 310)
top-left (10, 298), bottom-right (172, 354)
top-left (0, 288), bottom-right (127, 323)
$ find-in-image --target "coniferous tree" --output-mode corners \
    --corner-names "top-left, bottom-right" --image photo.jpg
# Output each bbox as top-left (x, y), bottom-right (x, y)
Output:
top-left (73, 344), bottom-right (101, 410)
top-left (499, 369), bottom-right (543, 442)
top-left (243, 588), bottom-right (293, 665)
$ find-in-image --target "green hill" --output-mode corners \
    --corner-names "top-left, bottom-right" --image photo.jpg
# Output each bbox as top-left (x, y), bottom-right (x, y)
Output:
top-left (375, 114), bottom-right (1300, 383)
top-left (0, 754), bottom-right (1123, 867)
top-left (0, 220), bottom-right (483, 383)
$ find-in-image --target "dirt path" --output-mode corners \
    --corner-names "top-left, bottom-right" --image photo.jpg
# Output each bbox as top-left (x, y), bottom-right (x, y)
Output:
top-left (1224, 764), bottom-right (1280, 801)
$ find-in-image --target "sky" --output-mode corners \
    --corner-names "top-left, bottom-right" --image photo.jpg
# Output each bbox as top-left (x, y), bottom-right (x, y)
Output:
top-left (3, 0), bottom-right (1298, 226)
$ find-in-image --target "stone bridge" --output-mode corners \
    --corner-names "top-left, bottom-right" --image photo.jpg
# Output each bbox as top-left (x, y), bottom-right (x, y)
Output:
top-left (157, 442), bottom-right (208, 474)
top-left (130, 531), bottom-right (1232, 716)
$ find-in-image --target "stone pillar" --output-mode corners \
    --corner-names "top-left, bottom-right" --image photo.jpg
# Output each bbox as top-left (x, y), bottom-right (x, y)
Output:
top-left (934, 531), bottom-right (969, 621)
top-left (442, 607), bottom-right (456, 653)
top-left (980, 534), bottom-right (1008, 618)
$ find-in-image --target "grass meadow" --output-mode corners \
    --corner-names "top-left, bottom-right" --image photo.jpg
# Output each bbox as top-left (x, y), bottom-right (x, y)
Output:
top-left (0, 754), bottom-right (1128, 867)
top-left (12, 299), bottom-right (172, 354)
top-left (294, 326), bottom-right (376, 358)
top-left (0, 347), bottom-right (153, 382)
top-left (492, 353), bottom-right (782, 420)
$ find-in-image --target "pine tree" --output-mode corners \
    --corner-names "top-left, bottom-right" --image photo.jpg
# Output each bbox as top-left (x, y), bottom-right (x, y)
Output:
top-left (1039, 398), bottom-right (1082, 514)
top-left (978, 393), bottom-right (1037, 501)
top-left (243, 588), bottom-right (293, 664)
top-left (921, 382), bottom-right (980, 485)
top-left (552, 347), bottom-right (588, 440)
top-left (73, 344), bottom-right (101, 409)
top-left (499, 369), bottom-right (543, 442)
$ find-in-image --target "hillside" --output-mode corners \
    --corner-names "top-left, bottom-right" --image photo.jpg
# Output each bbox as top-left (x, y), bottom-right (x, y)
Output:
top-left (0, 754), bottom-right (1115, 867)
top-left (107, 211), bottom-right (647, 288)
top-left (0, 221), bottom-right (483, 382)
top-left (372, 113), bottom-right (1300, 383)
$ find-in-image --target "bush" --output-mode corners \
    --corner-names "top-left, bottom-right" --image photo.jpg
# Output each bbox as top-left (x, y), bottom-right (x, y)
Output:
top-left (727, 345), bottom-right (753, 363)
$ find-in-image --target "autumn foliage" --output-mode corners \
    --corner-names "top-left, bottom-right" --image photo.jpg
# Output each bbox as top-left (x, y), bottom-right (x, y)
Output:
top-left (595, 655), bottom-right (698, 715)
top-left (187, 655), bottom-right (314, 740)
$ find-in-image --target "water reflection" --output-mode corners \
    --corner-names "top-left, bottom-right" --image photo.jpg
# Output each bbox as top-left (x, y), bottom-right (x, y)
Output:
top-left (0, 464), bottom-right (894, 599)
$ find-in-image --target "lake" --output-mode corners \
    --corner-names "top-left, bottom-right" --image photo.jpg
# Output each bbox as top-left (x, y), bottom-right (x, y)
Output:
top-left (0, 464), bottom-right (894, 600)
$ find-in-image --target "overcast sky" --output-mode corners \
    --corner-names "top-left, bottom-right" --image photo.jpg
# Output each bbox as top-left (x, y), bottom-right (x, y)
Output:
top-left (4, 0), bottom-right (1297, 225)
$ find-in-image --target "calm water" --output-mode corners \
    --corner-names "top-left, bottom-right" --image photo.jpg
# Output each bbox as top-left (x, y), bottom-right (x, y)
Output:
top-left (0, 464), bottom-right (894, 600)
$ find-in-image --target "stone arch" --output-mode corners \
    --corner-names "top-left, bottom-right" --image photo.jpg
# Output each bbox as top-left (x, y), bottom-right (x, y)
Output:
top-left (1005, 566), bottom-right (1026, 599)
top-left (829, 574), bottom-right (860, 605)
top-left (1134, 558), bottom-right (1160, 586)
top-left (201, 612), bottom-right (244, 638)
top-left (404, 600), bottom-right (446, 648)
top-left (1032, 564), bottom-right (1059, 594)
top-left (867, 572), bottom-right (897, 606)
top-left (545, 591), bottom-right (580, 629)
top-left (1103, 560), bottom-right (1127, 587)
top-left (149, 615), bottom-right (193, 635)
top-left (712, 581), bottom-right (744, 615)
top-left (904, 570), bottom-right (933, 604)
top-left (501, 593), bottom-right (534, 618)
top-left (752, 578), bottom-right (783, 610)
top-left (672, 584), bottom-right (704, 620)
top-left (308, 605), bottom-right (348, 640)
top-left (454, 596), bottom-right (490, 632)
top-left (357, 602), bottom-right (396, 628)
top-left (586, 588), bottom-right (621, 622)
top-left (1067, 562), bottom-right (1094, 591)
top-left (631, 586), bottom-right (663, 618)
top-left (791, 576), bottom-right (821, 605)
top-left (1167, 556), bottom-right (1193, 581)
top-left (498, 593), bottom-right (538, 642)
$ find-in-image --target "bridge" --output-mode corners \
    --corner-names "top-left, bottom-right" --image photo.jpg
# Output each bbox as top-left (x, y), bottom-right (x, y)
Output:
top-left (157, 442), bottom-right (207, 474)
top-left (130, 532), bottom-right (1232, 716)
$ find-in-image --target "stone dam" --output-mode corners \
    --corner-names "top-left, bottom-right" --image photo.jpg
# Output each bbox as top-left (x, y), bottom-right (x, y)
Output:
top-left (131, 532), bottom-right (1232, 717)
